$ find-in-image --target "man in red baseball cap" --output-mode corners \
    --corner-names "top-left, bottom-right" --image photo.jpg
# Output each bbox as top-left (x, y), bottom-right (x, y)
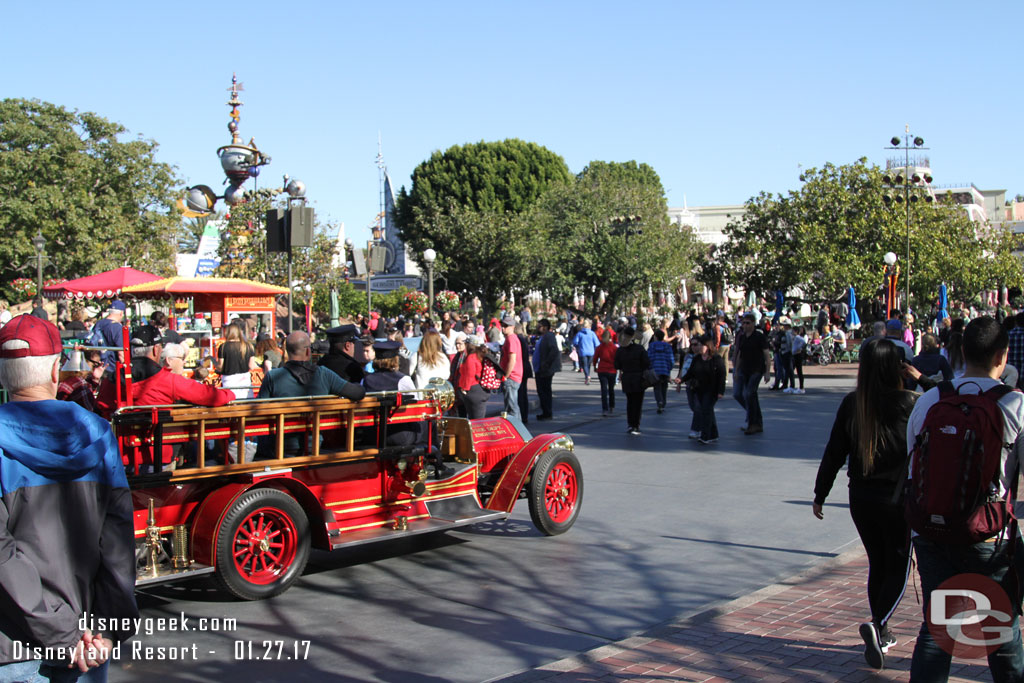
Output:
top-left (0, 315), bottom-right (138, 678)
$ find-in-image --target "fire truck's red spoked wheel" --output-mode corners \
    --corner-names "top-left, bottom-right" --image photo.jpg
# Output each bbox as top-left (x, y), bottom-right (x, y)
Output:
top-left (215, 488), bottom-right (310, 601)
top-left (528, 449), bottom-right (583, 536)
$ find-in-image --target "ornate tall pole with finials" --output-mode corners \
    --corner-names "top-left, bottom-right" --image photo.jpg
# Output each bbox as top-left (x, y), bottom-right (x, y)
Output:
top-left (178, 75), bottom-right (309, 330)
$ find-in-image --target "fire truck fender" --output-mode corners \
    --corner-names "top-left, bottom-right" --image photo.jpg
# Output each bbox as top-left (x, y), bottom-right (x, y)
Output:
top-left (191, 483), bottom-right (250, 567)
top-left (484, 433), bottom-right (575, 513)
top-left (190, 478), bottom-right (324, 566)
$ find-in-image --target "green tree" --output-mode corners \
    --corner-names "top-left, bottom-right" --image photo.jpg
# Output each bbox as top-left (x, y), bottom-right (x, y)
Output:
top-left (530, 160), bottom-right (701, 318)
top-left (704, 158), bottom-right (1022, 309)
top-left (0, 98), bottom-right (182, 299)
top-left (394, 139), bottom-right (572, 310)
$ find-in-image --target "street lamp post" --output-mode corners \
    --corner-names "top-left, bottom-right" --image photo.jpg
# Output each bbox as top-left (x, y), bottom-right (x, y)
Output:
top-left (31, 231), bottom-right (46, 302)
top-left (883, 130), bottom-right (933, 314)
top-left (423, 248), bottom-right (436, 319)
top-left (883, 251), bottom-right (899, 320)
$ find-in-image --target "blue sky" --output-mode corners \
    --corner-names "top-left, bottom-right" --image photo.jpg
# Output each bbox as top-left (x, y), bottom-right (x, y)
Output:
top-left (3, 1), bottom-right (1021, 249)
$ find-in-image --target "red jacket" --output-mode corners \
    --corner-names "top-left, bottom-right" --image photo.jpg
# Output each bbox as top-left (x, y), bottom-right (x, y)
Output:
top-left (457, 353), bottom-right (483, 391)
top-left (131, 368), bottom-right (235, 464)
top-left (133, 367), bottom-right (236, 409)
top-left (594, 342), bottom-right (619, 374)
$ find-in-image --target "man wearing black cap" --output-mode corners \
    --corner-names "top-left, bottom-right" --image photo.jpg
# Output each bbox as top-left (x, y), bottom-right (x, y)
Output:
top-left (319, 324), bottom-right (364, 384)
top-left (94, 323), bottom-right (164, 418)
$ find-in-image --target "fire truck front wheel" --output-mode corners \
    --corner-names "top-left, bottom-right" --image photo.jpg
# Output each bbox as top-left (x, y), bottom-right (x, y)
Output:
top-left (528, 449), bottom-right (583, 536)
top-left (215, 488), bottom-right (311, 600)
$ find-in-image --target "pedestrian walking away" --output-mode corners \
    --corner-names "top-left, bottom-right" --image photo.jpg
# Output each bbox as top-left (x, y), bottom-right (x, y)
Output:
top-left (813, 339), bottom-right (916, 671)
top-left (615, 326), bottom-right (650, 435)
top-left (648, 329), bottom-right (675, 413)
top-left (593, 329), bottom-right (618, 416)
top-left (732, 312), bottom-right (771, 434)
top-left (572, 319), bottom-right (600, 385)
top-left (905, 316), bottom-right (1024, 682)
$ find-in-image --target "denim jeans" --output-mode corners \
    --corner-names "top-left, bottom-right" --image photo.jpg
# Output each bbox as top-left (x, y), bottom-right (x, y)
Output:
top-left (733, 369), bottom-right (763, 428)
top-left (653, 375), bottom-right (669, 409)
top-left (598, 373), bottom-right (616, 412)
top-left (910, 535), bottom-right (1024, 682)
top-left (780, 352), bottom-right (792, 389)
top-left (502, 377), bottom-right (521, 418)
top-left (694, 392), bottom-right (718, 439)
top-left (685, 386), bottom-right (700, 434)
top-left (580, 355), bottom-right (593, 380)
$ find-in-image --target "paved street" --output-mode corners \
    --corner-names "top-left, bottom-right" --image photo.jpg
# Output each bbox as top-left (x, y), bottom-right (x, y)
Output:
top-left (111, 362), bottom-right (872, 682)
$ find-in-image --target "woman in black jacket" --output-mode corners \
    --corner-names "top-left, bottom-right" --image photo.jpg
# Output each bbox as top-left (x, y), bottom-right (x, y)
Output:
top-left (677, 334), bottom-right (726, 444)
top-left (812, 339), bottom-right (917, 670)
top-left (614, 326), bottom-right (650, 435)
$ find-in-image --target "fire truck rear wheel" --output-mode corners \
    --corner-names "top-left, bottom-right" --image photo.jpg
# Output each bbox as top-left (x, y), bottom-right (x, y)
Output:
top-left (215, 487), bottom-right (310, 600)
top-left (528, 449), bottom-right (583, 536)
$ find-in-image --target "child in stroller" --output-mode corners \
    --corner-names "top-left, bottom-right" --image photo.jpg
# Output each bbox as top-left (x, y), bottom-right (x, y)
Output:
top-left (806, 334), bottom-right (837, 366)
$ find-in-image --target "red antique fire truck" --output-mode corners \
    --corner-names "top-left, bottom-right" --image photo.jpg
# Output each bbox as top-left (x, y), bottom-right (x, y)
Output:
top-left (115, 379), bottom-right (582, 600)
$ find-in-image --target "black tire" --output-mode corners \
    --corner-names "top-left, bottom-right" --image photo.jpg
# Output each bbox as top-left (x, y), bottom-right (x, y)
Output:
top-left (528, 448), bottom-right (583, 536)
top-left (215, 487), bottom-right (310, 600)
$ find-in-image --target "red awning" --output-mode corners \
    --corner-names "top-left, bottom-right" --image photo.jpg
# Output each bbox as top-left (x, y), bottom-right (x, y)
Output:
top-left (41, 266), bottom-right (161, 300)
top-left (122, 277), bottom-right (289, 297)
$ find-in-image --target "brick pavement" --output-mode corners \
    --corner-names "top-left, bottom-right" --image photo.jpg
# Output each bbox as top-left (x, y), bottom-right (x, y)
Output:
top-left (498, 548), bottom-right (997, 683)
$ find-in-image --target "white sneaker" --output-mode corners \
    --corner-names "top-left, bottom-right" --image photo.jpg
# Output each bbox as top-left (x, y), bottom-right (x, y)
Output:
top-left (796, 388), bottom-right (805, 394)
top-left (688, 430), bottom-right (699, 439)
top-left (782, 387), bottom-right (794, 394)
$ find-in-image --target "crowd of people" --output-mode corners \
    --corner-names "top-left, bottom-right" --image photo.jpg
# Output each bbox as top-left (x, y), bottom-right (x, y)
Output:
top-left (7, 289), bottom-right (1024, 682)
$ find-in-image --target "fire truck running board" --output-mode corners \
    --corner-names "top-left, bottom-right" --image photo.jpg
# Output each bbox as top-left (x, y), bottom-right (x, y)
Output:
top-left (329, 508), bottom-right (509, 550)
top-left (136, 564), bottom-right (216, 587)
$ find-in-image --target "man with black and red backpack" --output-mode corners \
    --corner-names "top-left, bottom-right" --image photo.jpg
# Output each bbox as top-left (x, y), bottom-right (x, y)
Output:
top-left (904, 316), bottom-right (1024, 680)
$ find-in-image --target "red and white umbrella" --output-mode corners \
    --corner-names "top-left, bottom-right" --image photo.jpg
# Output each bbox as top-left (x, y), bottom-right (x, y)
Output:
top-left (41, 266), bottom-right (161, 300)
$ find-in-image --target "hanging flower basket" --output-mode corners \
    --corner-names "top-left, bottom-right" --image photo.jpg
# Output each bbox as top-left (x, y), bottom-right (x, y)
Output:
top-left (11, 278), bottom-right (37, 301)
top-left (434, 290), bottom-right (460, 312)
top-left (402, 290), bottom-right (429, 315)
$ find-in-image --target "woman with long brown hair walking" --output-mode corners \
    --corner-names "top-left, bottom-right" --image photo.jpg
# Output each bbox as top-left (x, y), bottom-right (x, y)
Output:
top-left (812, 339), bottom-right (917, 670)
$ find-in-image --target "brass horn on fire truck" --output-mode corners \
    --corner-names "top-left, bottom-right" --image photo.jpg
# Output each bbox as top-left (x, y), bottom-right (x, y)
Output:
top-left (426, 378), bottom-right (455, 412)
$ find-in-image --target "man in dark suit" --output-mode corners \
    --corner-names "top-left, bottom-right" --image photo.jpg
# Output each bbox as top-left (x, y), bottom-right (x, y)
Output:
top-left (532, 319), bottom-right (561, 421)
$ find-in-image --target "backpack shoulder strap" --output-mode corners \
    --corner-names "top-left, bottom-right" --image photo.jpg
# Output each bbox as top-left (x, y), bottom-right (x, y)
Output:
top-left (937, 380), bottom-right (955, 398)
top-left (983, 384), bottom-right (1015, 402)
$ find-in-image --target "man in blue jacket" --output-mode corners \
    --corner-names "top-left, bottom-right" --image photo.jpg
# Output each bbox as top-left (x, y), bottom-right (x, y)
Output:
top-left (0, 315), bottom-right (138, 680)
top-left (572, 320), bottom-right (601, 386)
